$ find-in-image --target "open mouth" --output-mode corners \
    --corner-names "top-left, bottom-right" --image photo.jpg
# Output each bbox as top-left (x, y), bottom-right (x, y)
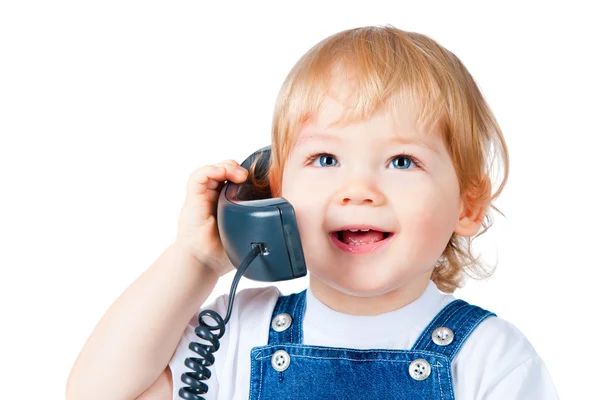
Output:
top-left (329, 229), bottom-right (394, 254)
top-left (335, 230), bottom-right (391, 242)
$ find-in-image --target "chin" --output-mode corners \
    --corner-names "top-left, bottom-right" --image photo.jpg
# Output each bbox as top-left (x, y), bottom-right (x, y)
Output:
top-left (311, 270), bottom-right (405, 298)
top-left (310, 257), bottom-right (433, 297)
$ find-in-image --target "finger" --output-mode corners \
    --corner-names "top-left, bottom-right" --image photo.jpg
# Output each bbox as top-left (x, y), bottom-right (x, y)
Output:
top-left (185, 163), bottom-right (248, 203)
top-left (216, 160), bottom-right (248, 178)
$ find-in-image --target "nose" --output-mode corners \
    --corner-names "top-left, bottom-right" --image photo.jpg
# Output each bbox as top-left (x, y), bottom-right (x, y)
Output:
top-left (334, 177), bottom-right (385, 206)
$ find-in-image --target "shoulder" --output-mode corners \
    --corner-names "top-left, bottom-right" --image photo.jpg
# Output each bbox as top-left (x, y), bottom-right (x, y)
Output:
top-left (200, 285), bottom-right (283, 336)
top-left (460, 314), bottom-right (538, 365)
top-left (436, 298), bottom-right (539, 371)
top-left (208, 285), bottom-right (282, 317)
top-left (178, 285), bottom-right (283, 356)
top-left (453, 314), bottom-right (558, 398)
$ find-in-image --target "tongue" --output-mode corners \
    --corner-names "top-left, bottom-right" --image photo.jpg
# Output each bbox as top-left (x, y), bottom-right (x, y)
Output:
top-left (340, 230), bottom-right (385, 245)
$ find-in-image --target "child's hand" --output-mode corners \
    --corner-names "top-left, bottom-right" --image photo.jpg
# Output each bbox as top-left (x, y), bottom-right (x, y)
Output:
top-left (175, 159), bottom-right (249, 278)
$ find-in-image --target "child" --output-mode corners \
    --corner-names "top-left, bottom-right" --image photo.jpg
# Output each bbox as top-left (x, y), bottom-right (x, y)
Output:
top-left (66, 25), bottom-right (559, 399)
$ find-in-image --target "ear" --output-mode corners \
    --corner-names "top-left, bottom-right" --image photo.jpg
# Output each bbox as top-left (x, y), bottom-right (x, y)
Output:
top-left (454, 175), bottom-right (491, 237)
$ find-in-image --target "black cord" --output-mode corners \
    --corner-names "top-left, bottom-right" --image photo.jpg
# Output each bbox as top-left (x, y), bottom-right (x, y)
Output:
top-left (178, 246), bottom-right (262, 400)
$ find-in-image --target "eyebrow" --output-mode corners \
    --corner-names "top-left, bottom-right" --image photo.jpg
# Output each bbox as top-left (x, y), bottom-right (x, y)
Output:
top-left (295, 132), bottom-right (440, 155)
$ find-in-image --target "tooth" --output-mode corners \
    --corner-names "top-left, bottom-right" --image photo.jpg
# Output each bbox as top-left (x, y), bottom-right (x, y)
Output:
top-left (360, 229), bottom-right (370, 232)
top-left (349, 229), bottom-right (359, 232)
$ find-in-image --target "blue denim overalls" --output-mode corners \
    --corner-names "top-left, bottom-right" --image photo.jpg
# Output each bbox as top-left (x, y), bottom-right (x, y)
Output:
top-left (249, 289), bottom-right (495, 399)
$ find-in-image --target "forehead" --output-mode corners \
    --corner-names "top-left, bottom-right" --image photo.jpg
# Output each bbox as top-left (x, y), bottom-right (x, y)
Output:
top-left (294, 95), bottom-right (441, 153)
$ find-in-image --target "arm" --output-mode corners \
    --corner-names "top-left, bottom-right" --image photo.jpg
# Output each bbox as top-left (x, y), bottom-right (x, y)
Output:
top-left (135, 366), bottom-right (173, 400)
top-left (66, 241), bottom-right (219, 400)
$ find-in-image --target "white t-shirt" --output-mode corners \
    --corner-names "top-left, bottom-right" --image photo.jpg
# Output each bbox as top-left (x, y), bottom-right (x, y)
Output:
top-left (169, 280), bottom-right (558, 399)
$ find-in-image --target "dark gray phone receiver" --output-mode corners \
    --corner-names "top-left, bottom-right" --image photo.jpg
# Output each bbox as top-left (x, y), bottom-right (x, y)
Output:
top-left (216, 145), bottom-right (307, 282)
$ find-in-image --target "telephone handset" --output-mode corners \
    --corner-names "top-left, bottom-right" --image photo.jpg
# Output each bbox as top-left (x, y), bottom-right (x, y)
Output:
top-left (216, 145), bottom-right (307, 282)
top-left (179, 145), bottom-right (307, 399)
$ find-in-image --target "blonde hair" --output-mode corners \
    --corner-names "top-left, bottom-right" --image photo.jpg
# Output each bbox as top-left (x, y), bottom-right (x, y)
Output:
top-left (249, 25), bottom-right (509, 293)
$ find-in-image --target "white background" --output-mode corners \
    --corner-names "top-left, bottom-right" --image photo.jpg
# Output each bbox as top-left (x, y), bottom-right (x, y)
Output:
top-left (1, 1), bottom-right (597, 398)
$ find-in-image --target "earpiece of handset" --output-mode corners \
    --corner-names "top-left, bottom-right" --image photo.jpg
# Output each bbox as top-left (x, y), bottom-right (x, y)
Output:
top-left (216, 145), bottom-right (307, 283)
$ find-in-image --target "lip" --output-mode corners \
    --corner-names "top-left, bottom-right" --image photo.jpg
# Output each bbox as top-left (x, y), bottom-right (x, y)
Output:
top-left (331, 224), bottom-right (390, 232)
top-left (329, 231), bottom-right (394, 254)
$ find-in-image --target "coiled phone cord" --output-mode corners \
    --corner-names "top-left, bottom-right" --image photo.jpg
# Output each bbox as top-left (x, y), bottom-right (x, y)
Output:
top-left (179, 245), bottom-right (262, 400)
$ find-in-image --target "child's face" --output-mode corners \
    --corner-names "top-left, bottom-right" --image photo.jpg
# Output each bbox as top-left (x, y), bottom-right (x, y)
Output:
top-left (281, 95), bottom-right (464, 300)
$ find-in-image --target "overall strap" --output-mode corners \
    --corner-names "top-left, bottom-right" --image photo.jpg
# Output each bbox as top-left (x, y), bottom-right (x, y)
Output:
top-left (267, 289), bottom-right (307, 345)
top-left (411, 299), bottom-right (496, 362)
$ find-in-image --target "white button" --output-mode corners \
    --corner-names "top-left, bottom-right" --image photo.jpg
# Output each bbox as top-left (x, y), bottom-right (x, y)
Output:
top-left (271, 350), bottom-right (290, 372)
top-left (432, 327), bottom-right (454, 346)
top-left (271, 313), bottom-right (293, 332)
top-left (409, 359), bottom-right (431, 381)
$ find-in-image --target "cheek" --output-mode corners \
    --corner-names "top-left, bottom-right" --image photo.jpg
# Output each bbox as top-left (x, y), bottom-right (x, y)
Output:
top-left (281, 168), bottom-right (332, 206)
top-left (281, 170), bottom-right (324, 231)
top-left (393, 178), bottom-right (461, 246)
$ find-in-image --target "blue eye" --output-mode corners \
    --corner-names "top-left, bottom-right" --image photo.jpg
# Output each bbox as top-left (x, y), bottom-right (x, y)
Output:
top-left (390, 156), bottom-right (416, 169)
top-left (316, 154), bottom-right (338, 167)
